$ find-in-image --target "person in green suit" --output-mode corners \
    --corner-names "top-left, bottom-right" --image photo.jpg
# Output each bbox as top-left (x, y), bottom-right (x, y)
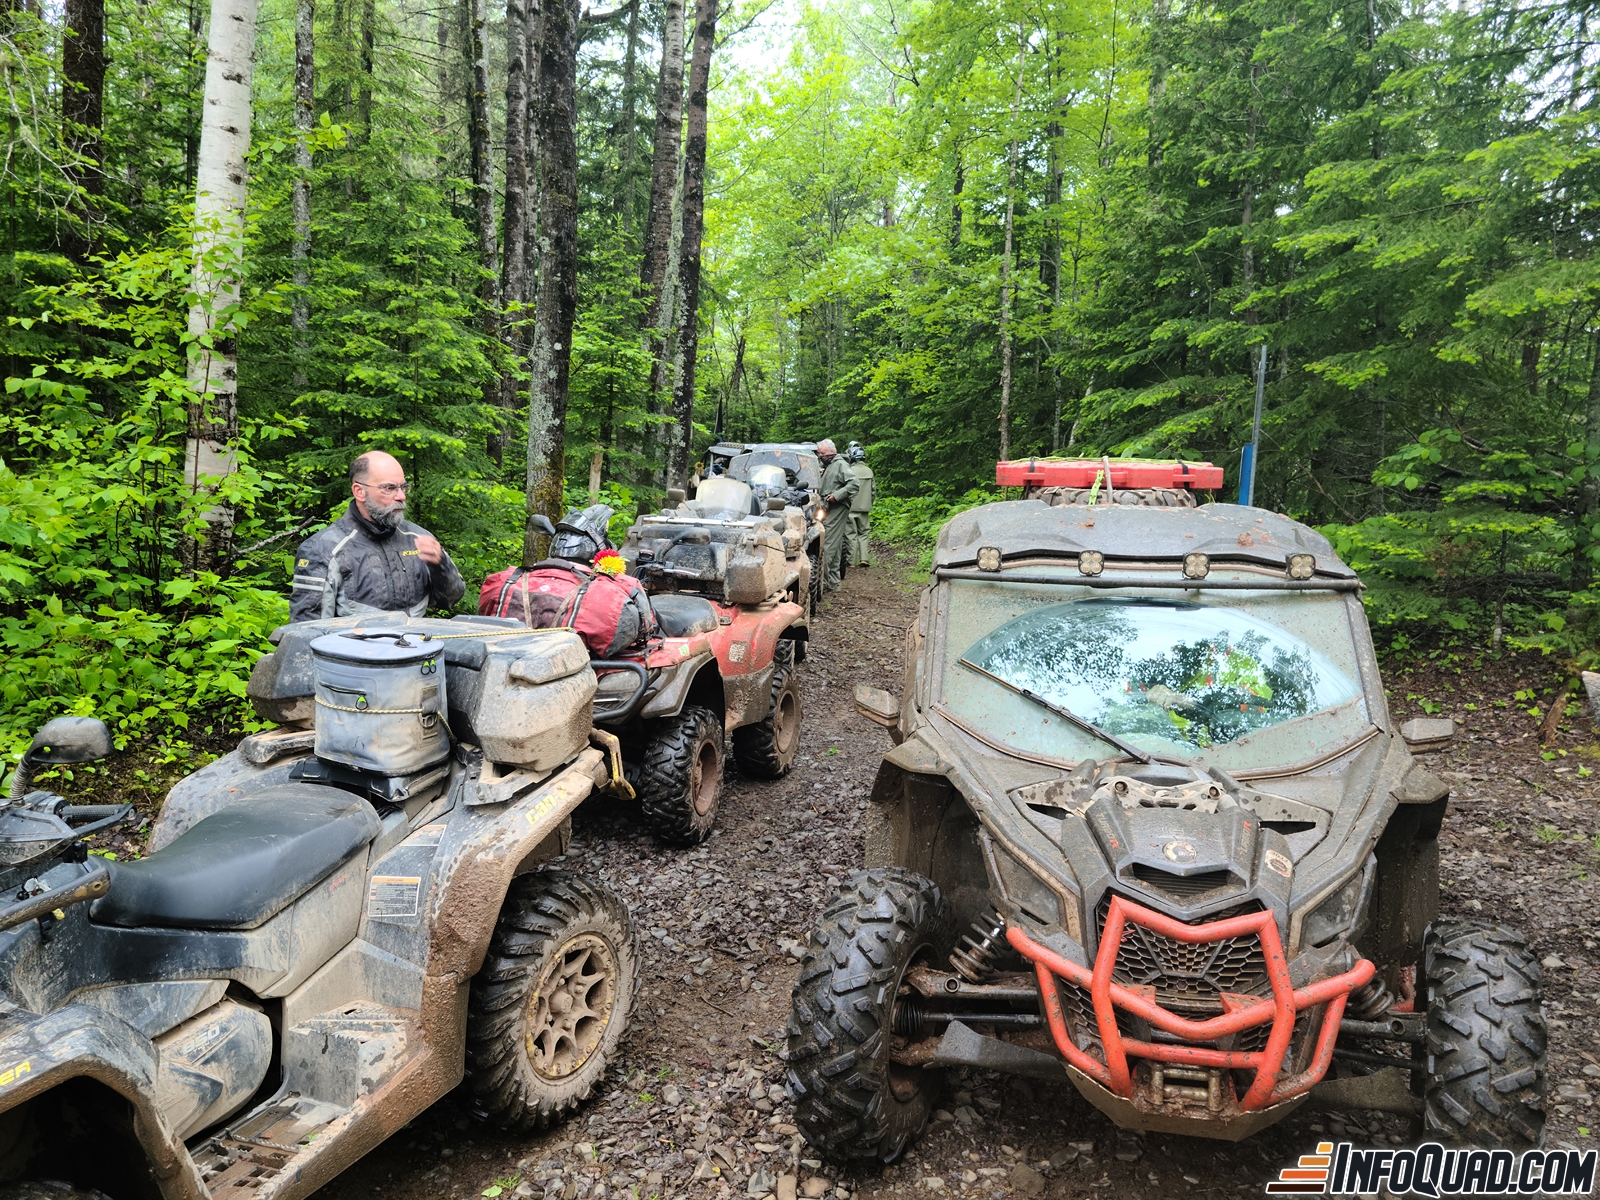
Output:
top-left (816, 439), bottom-right (858, 592)
top-left (845, 442), bottom-right (874, 567)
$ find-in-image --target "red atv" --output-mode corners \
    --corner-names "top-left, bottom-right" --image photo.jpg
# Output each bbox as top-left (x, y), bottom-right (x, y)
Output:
top-left (483, 502), bottom-right (805, 847)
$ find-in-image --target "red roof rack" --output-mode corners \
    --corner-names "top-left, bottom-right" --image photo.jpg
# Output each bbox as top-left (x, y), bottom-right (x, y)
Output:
top-left (996, 458), bottom-right (1224, 490)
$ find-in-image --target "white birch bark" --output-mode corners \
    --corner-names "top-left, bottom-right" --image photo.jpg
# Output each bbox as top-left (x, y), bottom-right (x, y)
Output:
top-left (184, 0), bottom-right (258, 555)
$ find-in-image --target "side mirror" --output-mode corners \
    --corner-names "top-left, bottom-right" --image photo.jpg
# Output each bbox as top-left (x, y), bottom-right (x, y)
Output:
top-left (666, 487), bottom-right (687, 504)
top-left (27, 717), bottom-right (112, 765)
top-left (854, 684), bottom-right (901, 729)
top-left (529, 514), bottom-right (556, 537)
top-left (1399, 717), bottom-right (1455, 753)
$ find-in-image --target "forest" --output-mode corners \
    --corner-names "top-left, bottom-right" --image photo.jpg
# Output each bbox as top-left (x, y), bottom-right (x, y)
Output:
top-left (0, 0), bottom-right (1597, 753)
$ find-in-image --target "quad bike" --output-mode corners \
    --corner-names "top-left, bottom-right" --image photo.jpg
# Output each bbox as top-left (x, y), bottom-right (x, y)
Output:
top-left (788, 458), bottom-right (1547, 1163)
top-left (722, 447), bottom-right (829, 614)
top-left (0, 613), bottom-right (639, 1198)
top-left (591, 477), bottom-right (807, 847)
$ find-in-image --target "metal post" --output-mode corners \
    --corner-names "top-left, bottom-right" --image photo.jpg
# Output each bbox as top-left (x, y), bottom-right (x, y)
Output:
top-left (1243, 344), bottom-right (1268, 507)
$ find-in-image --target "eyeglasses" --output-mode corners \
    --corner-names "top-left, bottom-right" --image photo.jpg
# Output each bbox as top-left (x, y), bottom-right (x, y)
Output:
top-left (359, 481), bottom-right (408, 496)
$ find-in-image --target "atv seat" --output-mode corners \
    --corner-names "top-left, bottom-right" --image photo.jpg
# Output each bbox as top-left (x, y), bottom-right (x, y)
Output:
top-left (650, 593), bottom-right (719, 637)
top-left (90, 785), bottom-right (379, 931)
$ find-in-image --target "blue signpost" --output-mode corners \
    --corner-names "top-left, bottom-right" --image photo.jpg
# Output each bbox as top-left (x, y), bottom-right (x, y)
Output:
top-left (1239, 345), bottom-right (1268, 507)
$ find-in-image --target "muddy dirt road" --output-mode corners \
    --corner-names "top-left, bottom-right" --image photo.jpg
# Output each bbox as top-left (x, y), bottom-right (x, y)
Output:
top-left (313, 550), bottom-right (1598, 1200)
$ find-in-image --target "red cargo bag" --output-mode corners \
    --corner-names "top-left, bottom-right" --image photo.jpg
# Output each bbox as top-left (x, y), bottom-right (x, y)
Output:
top-left (479, 560), bottom-right (589, 629)
top-left (561, 570), bottom-right (659, 659)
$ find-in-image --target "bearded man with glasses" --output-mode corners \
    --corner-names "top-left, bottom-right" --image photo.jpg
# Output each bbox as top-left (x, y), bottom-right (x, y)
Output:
top-left (289, 450), bottom-right (466, 622)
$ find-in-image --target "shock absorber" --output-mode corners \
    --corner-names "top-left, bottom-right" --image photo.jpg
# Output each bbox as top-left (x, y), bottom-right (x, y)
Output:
top-left (950, 911), bottom-right (1007, 983)
top-left (1347, 975), bottom-right (1396, 1020)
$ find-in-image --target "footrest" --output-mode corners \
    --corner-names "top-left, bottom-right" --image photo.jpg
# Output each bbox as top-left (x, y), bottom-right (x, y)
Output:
top-left (283, 1001), bottom-right (410, 1108)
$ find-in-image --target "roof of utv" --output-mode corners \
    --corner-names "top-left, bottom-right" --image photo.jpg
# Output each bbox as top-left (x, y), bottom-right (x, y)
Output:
top-left (934, 500), bottom-right (1356, 578)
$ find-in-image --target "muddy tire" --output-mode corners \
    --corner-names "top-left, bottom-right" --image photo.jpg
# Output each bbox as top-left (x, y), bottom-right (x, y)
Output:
top-left (0, 1186), bottom-right (114, 1200)
top-left (638, 705), bottom-right (724, 846)
top-left (466, 871), bottom-right (638, 1131)
top-left (733, 642), bottom-right (802, 778)
top-left (808, 543), bottom-right (824, 616)
top-left (1421, 920), bottom-right (1547, 1148)
top-left (786, 868), bottom-right (951, 1165)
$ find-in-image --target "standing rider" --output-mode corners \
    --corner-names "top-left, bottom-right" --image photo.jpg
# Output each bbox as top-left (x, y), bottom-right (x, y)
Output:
top-left (845, 441), bottom-right (874, 569)
top-left (290, 450), bottom-right (466, 622)
top-left (816, 438), bottom-right (858, 595)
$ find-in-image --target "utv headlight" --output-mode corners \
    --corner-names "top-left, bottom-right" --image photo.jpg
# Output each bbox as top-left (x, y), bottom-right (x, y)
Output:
top-left (1287, 553), bottom-right (1316, 580)
top-left (977, 546), bottom-right (1003, 572)
top-left (1078, 550), bottom-right (1104, 576)
top-left (1182, 552), bottom-right (1210, 579)
top-left (1302, 855), bottom-right (1376, 948)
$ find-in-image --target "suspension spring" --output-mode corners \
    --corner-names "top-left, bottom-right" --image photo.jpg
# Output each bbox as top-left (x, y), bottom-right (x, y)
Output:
top-left (1346, 975), bottom-right (1395, 1021)
top-left (950, 910), bottom-right (1007, 983)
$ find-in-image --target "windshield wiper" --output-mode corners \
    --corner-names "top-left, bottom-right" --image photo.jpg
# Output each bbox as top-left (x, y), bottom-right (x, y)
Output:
top-left (958, 658), bottom-right (1154, 764)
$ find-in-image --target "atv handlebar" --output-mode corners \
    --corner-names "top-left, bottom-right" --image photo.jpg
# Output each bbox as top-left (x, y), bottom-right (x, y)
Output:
top-left (0, 862), bottom-right (110, 935)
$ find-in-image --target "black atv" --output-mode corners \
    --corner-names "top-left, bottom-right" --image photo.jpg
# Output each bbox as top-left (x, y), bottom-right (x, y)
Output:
top-left (787, 465), bottom-right (1546, 1162)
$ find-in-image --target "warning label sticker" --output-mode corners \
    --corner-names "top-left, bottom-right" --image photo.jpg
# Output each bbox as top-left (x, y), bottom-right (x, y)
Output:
top-left (368, 876), bottom-right (422, 919)
top-left (405, 823), bottom-right (447, 848)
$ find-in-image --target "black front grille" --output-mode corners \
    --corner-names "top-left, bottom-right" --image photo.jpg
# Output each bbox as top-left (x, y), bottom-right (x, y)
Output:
top-left (1128, 863), bottom-right (1236, 899)
top-left (1095, 893), bottom-right (1269, 1008)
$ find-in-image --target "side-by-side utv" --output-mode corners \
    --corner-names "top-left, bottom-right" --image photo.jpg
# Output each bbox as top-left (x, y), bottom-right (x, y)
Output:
top-left (788, 459), bottom-right (1546, 1162)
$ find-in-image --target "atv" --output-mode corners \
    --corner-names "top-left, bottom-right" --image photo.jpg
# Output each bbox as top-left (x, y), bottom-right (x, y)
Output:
top-left (0, 613), bottom-right (639, 1198)
top-left (721, 446), bottom-right (829, 615)
top-left (787, 459), bottom-right (1546, 1163)
top-left (594, 477), bottom-right (808, 846)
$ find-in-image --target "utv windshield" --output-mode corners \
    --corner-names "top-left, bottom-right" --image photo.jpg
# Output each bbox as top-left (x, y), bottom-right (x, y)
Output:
top-left (940, 584), bottom-right (1370, 769)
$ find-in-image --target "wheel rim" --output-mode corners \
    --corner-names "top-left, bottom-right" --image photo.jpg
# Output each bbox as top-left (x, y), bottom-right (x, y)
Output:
top-left (691, 738), bottom-right (720, 816)
top-left (524, 933), bottom-right (617, 1080)
top-left (774, 687), bottom-right (799, 757)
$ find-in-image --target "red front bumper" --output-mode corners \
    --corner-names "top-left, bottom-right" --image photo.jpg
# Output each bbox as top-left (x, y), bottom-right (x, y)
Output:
top-left (1007, 896), bottom-right (1373, 1112)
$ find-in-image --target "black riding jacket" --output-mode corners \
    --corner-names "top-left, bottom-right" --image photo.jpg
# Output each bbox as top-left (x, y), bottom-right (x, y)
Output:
top-left (289, 501), bottom-right (466, 623)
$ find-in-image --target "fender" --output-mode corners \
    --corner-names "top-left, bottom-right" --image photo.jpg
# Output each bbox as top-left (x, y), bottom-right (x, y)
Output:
top-left (0, 1005), bottom-right (207, 1199)
top-left (639, 651), bottom-right (718, 720)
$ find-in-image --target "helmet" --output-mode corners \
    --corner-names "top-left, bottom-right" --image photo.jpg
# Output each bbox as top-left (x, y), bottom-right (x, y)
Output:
top-left (549, 504), bottom-right (614, 561)
top-left (845, 441), bottom-right (866, 463)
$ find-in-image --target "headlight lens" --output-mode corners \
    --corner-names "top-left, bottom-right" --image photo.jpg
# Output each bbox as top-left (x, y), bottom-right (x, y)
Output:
top-left (1302, 854), bottom-right (1375, 947)
top-left (1078, 550), bottom-right (1104, 576)
top-left (1182, 552), bottom-right (1210, 579)
top-left (977, 546), bottom-right (1002, 572)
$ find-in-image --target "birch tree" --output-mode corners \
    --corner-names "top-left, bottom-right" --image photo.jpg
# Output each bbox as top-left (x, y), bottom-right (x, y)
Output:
top-left (184, 0), bottom-right (258, 568)
top-left (291, 0), bottom-right (313, 388)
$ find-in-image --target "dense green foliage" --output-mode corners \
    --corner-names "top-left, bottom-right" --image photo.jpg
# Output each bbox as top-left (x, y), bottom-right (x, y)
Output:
top-left (2, 0), bottom-right (1598, 761)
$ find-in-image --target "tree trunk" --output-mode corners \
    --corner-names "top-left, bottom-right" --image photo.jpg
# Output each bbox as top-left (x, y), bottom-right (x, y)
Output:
top-left (357, 0), bottom-right (374, 138)
top-left (949, 151), bottom-right (962, 253)
top-left (665, 0), bottom-right (717, 489)
top-left (997, 35), bottom-right (1023, 463)
top-left (62, 0), bottom-right (104, 259)
top-left (524, 0), bottom-right (542, 283)
top-left (291, 0), bottom-right (314, 389)
top-left (185, 0), bottom-right (257, 570)
top-left (639, 0), bottom-right (685, 330)
top-left (435, 0), bottom-right (450, 173)
top-left (468, 0), bottom-right (502, 462)
top-left (523, 0), bottom-right (580, 564)
top-left (499, 0), bottom-right (530, 463)
top-left (614, 0), bottom-right (641, 232)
